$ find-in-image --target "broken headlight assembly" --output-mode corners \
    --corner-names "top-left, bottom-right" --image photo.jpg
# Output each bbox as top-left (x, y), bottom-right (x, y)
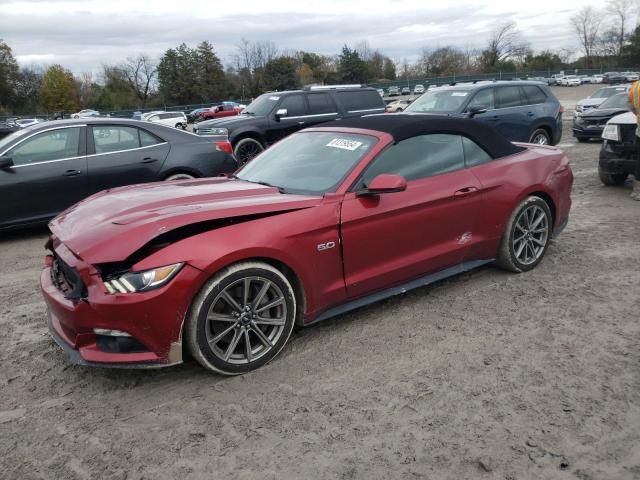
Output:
top-left (601, 124), bottom-right (620, 142)
top-left (103, 263), bottom-right (183, 294)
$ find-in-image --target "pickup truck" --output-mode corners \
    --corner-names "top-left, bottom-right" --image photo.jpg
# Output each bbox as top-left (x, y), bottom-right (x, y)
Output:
top-left (199, 102), bottom-right (243, 121)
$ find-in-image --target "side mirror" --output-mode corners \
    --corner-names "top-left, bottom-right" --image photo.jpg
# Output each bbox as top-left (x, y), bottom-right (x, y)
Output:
top-left (0, 156), bottom-right (13, 169)
top-left (275, 108), bottom-right (288, 121)
top-left (467, 105), bottom-right (487, 118)
top-left (357, 174), bottom-right (407, 197)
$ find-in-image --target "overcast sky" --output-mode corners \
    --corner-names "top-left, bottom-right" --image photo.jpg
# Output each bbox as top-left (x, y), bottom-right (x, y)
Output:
top-left (0, 0), bottom-right (620, 75)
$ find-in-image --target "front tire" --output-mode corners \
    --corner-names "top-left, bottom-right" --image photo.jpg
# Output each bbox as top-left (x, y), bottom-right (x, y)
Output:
top-left (599, 170), bottom-right (628, 186)
top-left (234, 138), bottom-right (264, 165)
top-left (186, 262), bottom-right (296, 375)
top-left (496, 196), bottom-right (552, 273)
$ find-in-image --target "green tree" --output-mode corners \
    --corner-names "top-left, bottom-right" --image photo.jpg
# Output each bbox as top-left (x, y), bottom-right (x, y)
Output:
top-left (337, 46), bottom-right (368, 83)
top-left (622, 25), bottom-right (640, 65)
top-left (0, 41), bottom-right (20, 112)
top-left (263, 56), bottom-right (299, 91)
top-left (382, 57), bottom-right (396, 80)
top-left (39, 65), bottom-right (78, 112)
top-left (195, 41), bottom-right (229, 101)
top-left (524, 50), bottom-right (564, 71)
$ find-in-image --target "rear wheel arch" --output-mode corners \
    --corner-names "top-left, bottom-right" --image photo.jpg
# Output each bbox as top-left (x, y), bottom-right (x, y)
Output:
top-left (162, 167), bottom-right (201, 180)
top-left (529, 124), bottom-right (553, 144)
top-left (524, 190), bottom-right (556, 230)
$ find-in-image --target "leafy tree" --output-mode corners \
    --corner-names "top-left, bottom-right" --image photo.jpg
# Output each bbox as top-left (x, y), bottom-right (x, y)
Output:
top-left (263, 56), bottom-right (299, 91)
top-left (337, 46), bottom-right (368, 83)
top-left (39, 65), bottom-right (78, 112)
top-left (195, 41), bottom-right (229, 101)
top-left (382, 57), bottom-right (396, 80)
top-left (524, 50), bottom-right (564, 71)
top-left (0, 41), bottom-right (20, 112)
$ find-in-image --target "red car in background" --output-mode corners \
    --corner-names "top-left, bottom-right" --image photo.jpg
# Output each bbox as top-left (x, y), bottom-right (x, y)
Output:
top-left (199, 102), bottom-right (244, 121)
top-left (40, 115), bottom-right (572, 375)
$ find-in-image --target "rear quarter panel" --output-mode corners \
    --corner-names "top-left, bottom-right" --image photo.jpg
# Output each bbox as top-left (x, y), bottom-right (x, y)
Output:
top-left (163, 140), bottom-right (236, 177)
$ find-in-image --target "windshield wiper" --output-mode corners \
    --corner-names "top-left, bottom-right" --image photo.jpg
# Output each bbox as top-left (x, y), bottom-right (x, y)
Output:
top-left (245, 179), bottom-right (287, 194)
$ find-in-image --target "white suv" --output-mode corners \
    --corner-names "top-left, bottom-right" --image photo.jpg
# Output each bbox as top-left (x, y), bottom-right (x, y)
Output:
top-left (146, 111), bottom-right (187, 129)
top-left (561, 75), bottom-right (581, 87)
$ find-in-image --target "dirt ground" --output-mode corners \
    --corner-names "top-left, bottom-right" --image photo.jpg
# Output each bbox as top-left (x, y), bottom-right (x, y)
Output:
top-left (1, 85), bottom-right (639, 480)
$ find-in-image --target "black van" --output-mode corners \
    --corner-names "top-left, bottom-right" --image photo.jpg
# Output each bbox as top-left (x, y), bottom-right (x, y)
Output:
top-left (194, 86), bottom-right (385, 163)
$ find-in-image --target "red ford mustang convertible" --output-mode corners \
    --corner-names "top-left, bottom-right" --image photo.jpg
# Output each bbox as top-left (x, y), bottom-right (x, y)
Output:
top-left (41, 115), bottom-right (573, 374)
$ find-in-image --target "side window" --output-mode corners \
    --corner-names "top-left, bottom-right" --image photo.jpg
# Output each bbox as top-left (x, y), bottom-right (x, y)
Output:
top-left (360, 134), bottom-right (464, 185)
top-left (278, 95), bottom-right (308, 117)
top-left (468, 88), bottom-right (495, 110)
top-left (9, 128), bottom-right (81, 165)
top-left (93, 126), bottom-right (141, 154)
top-left (521, 85), bottom-right (547, 104)
top-left (462, 137), bottom-right (492, 167)
top-left (139, 129), bottom-right (163, 147)
top-left (307, 93), bottom-right (336, 114)
top-left (149, 115), bottom-right (159, 121)
top-left (495, 86), bottom-right (524, 108)
top-left (335, 90), bottom-right (384, 112)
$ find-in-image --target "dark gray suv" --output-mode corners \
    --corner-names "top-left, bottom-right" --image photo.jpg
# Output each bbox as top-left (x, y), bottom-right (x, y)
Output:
top-left (404, 81), bottom-right (563, 145)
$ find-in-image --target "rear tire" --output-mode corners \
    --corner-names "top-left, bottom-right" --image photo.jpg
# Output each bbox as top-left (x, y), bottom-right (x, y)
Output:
top-left (599, 170), bottom-right (628, 186)
top-left (186, 261), bottom-right (296, 375)
top-left (496, 196), bottom-right (552, 273)
top-left (529, 129), bottom-right (550, 145)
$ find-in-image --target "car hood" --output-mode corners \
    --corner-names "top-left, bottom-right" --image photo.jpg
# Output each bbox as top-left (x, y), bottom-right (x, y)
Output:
top-left (577, 98), bottom-right (606, 108)
top-left (49, 178), bottom-right (322, 264)
top-left (607, 111), bottom-right (636, 125)
top-left (196, 114), bottom-right (260, 129)
top-left (583, 107), bottom-right (630, 119)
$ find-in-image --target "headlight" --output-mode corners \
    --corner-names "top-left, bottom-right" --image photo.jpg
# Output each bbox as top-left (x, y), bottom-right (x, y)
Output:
top-left (576, 105), bottom-right (583, 112)
top-left (210, 128), bottom-right (228, 136)
top-left (104, 263), bottom-right (183, 294)
top-left (602, 124), bottom-right (620, 142)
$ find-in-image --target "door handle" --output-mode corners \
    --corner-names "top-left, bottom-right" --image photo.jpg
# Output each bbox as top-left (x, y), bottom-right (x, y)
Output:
top-left (454, 186), bottom-right (478, 197)
top-left (527, 111), bottom-right (535, 117)
top-left (63, 169), bottom-right (82, 177)
top-left (297, 122), bottom-right (305, 125)
top-left (142, 157), bottom-right (158, 163)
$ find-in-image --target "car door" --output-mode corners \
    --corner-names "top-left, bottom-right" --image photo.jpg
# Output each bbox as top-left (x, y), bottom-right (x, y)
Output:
top-left (86, 124), bottom-right (169, 193)
top-left (490, 85), bottom-right (531, 142)
top-left (0, 125), bottom-right (87, 227)
top-left (265, 94), bottom-right (309, 145)
top-left (340, 134), bottom-right (482, 298)
top-left (305, 92), bottom-right (340, 126)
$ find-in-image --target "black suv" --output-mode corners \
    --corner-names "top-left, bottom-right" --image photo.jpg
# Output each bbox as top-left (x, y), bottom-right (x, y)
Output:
top-left (404, 81), bottom-right (563, 145)
top-left (194, 86), bottom-right (385, 163)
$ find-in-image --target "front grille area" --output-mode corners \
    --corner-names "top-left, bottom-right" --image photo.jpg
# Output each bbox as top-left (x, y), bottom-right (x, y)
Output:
top-left (608, 124), bottom-right (638, 159)
top-left (51, 254), bottom-right (87, 300)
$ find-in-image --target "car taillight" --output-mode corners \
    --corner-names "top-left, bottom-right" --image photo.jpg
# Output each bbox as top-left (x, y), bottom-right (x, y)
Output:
top-left (215, 141), bottom-right (233, 154)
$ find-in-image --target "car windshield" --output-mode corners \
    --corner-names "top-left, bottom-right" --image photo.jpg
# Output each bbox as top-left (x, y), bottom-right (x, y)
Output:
top-left (592, 87), bottom-right (625, 99)
top-left (598, 93), bottom-right (630, 109)
top-left (0, 128), bottom-right (29, 151)
top-left (236, 131), bottom-right (376, 195)
top-left (404, 89), bottom-right (470, 113)
top-left (241, 94), bottom-right (280, 116)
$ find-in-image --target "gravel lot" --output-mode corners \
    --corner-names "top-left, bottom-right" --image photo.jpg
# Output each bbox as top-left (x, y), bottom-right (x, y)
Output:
top-left (1, 85), bottom-right (639, 480)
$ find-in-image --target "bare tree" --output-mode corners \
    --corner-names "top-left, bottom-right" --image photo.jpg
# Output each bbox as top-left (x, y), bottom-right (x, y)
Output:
top-left (119, 54), bottom-right (157, 107)
top-left (607, 0), bottom-right (636, 57)
top-left (355, 40), bottom-right (373, 62)
top-left (481, 22), bottom-right (529, 69)
top-left (571, 7), bottom-right (603, 67)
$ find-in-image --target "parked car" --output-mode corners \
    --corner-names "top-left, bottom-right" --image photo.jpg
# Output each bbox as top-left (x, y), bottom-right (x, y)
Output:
top-left (40, 114), bottom-right (572, 373)
top-left (388, 86), bottom-right (400, 96)
top-left (385, 99), bottom-right (412, 112)
top-left (560, 75), bottom-right (581, 86)
top-left (199, 102), bottom-right (242, 121)
top-left (599, 111), bottom-right (637, 185)
top-left (0, 121), bottom-right (18, 140)
top-left (71, 109), bottom-right (99, 119)
top-left (14, 118), bottom-right (41, 128)
top-left (51, 112), bottom-right (65, 120)
top-left (603, 72), bottom-right (626, 84)
top-left (413, 84), bottom-right (425, 94)
top-left (580, 75), bottom-right (592, 84)
top-left (187, 107), bottom-right (209, 123)
top-left (193, 85), bottom-right (385, 164)
top-left (575, 85), bottom-right (630, 114)
top-left (573, 93), bottom-right (630, 142)
top-left (621, 71), bottom-right (639, 82)
top-left (140, 111), bottom-right (165, 121)
top-left (132, 111), bottom-right (142, 121)
top-left (591, 75), bottom-right (604, 84)
top-left (376, 88), bottom-right (384, 97)
top-left (404, 80), bottom-right (563, 145)
top-left (401, 87), bottom-right (411, 95)
top-left (145, 111), bottom-right (188, 129)
top-left (0, 118), bottom-right (237, 230)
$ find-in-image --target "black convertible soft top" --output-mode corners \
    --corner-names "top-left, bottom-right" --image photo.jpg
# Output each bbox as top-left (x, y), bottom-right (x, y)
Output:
top-left (322, 113), bottom-right (524, 159)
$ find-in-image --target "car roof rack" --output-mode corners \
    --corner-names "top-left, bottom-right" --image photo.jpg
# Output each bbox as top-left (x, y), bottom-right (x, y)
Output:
top-left (306, 84), bottom-right (363, 90)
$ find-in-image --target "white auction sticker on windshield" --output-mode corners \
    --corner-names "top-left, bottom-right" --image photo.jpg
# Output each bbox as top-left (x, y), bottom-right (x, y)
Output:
top-left (269, 96), bottom-right (280, 100)
top-left (326, 138), bottom-right (363, 151)
top-left (451, 92), bottom-right (468, 97)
